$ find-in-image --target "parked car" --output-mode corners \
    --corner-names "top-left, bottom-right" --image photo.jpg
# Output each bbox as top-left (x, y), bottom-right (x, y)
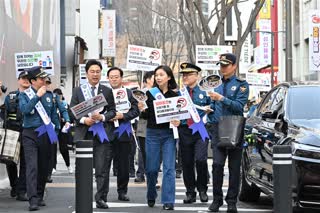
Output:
top-left (240, 82), bottom-right (320, 210)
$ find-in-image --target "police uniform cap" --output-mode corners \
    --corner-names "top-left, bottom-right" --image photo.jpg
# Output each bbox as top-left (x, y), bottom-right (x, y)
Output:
top-left (27, 66), bottom-right (49, 79)
top-left (18, 71), bottom-right (29, 79)
top-left (179, 63), bottom-right (201, 73)
top-left (216, 53), bottom-right (237, 65)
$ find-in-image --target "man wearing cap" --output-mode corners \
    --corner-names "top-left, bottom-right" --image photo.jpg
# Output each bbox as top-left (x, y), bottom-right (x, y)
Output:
top-left (3, 71), bottom-right (30, 201)
top-left (19, 66), bottom-right (70, 211)
top-left (206, 53), bottom-right (249, 212)
top-left (178, 63), bottom-right (213, 204)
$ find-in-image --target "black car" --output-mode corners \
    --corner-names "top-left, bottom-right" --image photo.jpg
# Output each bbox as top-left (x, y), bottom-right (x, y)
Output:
top-left (240, 82), bottom-right (320, 209)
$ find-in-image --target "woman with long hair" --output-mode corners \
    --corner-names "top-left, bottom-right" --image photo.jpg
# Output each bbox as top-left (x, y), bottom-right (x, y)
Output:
top-left (140, 65), bottom-right (180, 210)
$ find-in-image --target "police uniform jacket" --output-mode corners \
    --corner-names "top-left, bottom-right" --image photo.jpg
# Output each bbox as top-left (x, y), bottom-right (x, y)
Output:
top-left (207, 75), bottom-right (249, 124)
top-left (19, 87), bottom-right (70, 129)
top-left (180, 85), bottom-right (212, 125)
top-left (4, 90), bottom-right (23, 131)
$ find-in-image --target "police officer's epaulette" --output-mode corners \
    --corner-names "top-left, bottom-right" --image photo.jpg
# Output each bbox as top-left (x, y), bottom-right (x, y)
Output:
top-left (236, 77), bottom-right (246, 82)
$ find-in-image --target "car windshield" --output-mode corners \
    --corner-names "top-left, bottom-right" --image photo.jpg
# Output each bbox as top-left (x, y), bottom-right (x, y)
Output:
top-left (287, 86), bottom-right (320, 120)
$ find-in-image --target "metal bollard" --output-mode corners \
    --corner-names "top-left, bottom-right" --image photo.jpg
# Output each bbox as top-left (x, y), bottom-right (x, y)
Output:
top-left (273, 145), bottom-right (292, 213)
top-left (75, 140), bottom-right (93, 213)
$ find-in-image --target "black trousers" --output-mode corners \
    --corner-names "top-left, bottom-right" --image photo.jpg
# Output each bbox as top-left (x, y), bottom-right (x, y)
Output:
top-left (22, 128), bottom-right (50, 205)
top-left (112, 140), bottom-right (132, 194)
top-left (129, 140), bottom-right (136, 174)
top-left (179, 126), bottom-right (208, 194)
top-left (136, 137), bottom-right (146, 178)
top-left (207, 123), bottom-right (242, 204)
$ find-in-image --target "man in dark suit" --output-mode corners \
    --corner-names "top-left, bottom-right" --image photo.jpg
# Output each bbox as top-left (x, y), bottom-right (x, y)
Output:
top-left (107, 67), bottom-right (140, 202)
top-left (70, 59), bottom-right (116, 209)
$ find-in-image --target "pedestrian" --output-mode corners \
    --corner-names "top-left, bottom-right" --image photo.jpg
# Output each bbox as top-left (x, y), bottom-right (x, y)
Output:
top-left (3, 71), bottom-right (30, 201)
top-left (70, 59), bottom-right (116, 209)
top-left (52, 88), bottom-right (74, 174)
top-left (140, 65), bottom-right (180, 210)
top-left (178, 63), bottom-right (212, 204)
top-left (206, 53), bottom-right (249, 212)
top-left (107, 67), bottom-right (140, 202)
top-left (19, 66), bottom-right (71, 211)
top-left (134, 71), bottom-right (154, 183)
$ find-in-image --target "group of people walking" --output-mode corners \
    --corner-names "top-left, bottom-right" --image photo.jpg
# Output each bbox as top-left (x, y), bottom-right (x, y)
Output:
top-left (0, 52), bottom-right (249, 213)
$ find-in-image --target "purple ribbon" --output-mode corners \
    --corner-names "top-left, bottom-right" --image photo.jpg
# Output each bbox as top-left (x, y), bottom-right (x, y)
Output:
top-left (35, 123), bottom-right (58, 144)
top-left (114, 121), bottom-right (132, 139)
top-left (189, 120), bottom-right (209, 142)
top-left (88, 122), bottom-right (109, 143)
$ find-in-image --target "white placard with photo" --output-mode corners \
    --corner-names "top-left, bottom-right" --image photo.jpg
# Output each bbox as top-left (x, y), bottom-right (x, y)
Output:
top-left (153, 96), bottom-right (191, 124)
top-left (127, 45), bottom-right (162, 71)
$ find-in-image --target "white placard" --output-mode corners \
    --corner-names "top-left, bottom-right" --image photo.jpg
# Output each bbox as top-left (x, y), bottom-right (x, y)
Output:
top-left (153, 96), bottom-right (191, 124)
top-left (246, 72), bottom-right (271, 88)
top-left (14, 50), bottom-right (54, 77)
top-left (196, 45), bottom-right (233, 70)
top-left (102, 10), bottom-right (116, 57)
top-left (309, 10), bottom-right (320, 71)
top-left (126, 45), bottom-right (162, 71)
top-left (113, 88), bottom-right (131, 112)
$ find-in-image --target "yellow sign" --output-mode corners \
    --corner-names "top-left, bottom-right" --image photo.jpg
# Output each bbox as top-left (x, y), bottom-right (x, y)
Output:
top-left (259, 0), bottom-right (271, 19)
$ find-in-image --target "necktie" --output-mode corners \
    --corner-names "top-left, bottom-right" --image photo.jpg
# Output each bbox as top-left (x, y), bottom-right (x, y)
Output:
top-left (187, 88), bottom-right (194, 127)
top-left (91, 86), bottom-right (96, 97)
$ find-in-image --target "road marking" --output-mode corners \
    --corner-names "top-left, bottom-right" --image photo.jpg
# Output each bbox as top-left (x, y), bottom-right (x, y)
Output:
top-left (87, 202), bottom-right (272, 212)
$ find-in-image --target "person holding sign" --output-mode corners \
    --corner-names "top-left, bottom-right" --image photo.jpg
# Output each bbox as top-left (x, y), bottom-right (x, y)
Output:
top-left (178, 63), bottom-right (213, 204)
top-left (19, 66), bottom-right (70, 211)
top-left (140, 65), bottom-right (180, 210)
top-left (70, 60), bottom-right (116, 209)
top-left (107, 67), bottom-right (140, 202)
top-left (206, 53), bottom-right (249, 213)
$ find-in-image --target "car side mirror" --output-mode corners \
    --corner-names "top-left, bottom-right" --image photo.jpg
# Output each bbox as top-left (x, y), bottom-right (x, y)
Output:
top-left (261, 110), bottom-right (277, 120)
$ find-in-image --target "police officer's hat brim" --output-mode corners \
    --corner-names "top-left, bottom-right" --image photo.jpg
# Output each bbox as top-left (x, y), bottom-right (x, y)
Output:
top-left (37, 72), bottom-right (50, 78)
top-left (216, 60), bottom-right (232, 65)
top-left (179, 69), bottom-right (200, 73)
top-left (18, 71), bottom-right (29, 79)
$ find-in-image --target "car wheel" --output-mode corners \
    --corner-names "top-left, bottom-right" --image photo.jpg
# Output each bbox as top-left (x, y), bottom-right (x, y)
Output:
top-left (239, 167), bottom-right (261, 202)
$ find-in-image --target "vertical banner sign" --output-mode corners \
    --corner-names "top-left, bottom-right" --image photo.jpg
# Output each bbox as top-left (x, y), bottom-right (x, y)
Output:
top-left (14, 50), bottom-right (54, 77)
top-left (196, 45), bottom-right (233, 70)
top-left (240, 35), bottom-right (252, 74)
top-left (102, 10), bottom-right (116, 57)
top-left (258, 19), bottom-right (272, 65)
top-left (79, 64), bottom-right (87, 85)
top-left (127, 45), bottom-right (163, 71)
top-left (309, 10), bottom-right (320, 71)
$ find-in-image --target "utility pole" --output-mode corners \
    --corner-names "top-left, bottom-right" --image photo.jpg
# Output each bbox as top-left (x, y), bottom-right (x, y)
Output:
top-left (285, 0), bottom-right (293, 82)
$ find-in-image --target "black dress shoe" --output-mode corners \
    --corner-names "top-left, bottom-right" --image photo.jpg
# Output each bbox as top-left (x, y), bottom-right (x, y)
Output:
top-left (29, 204), bottom-right (39, 211)
top-left (134, 177), bottom-right (145, 183)
top-left (129, 172), bottom-right (135, 178)
top-left (118, 194), bottom-right (130, 201)
top-left (46, 176), bottom-right (53, 183)
top-left (208, 200), bottom-right (223, 212)
top-left (16, 194), bottom-right (28, 201)
top-left (176, 172), bottom-right (181, 179)
top-left (38, 200), bottom-right (46, 206)
top-left (147, 199), bottom-right (155, 207)
top-left (163, 203), bottom-right (174, 210)
top-left (199, 191), bottom-right (208, 202)
top-left (10, 187), bottom-right (17, 197)
top-left (96, 199), bottom-right (109, 209)
top-left (227, 203), bottom-right (238, 213)
top-left (183, 194), bottom-right (196, 204)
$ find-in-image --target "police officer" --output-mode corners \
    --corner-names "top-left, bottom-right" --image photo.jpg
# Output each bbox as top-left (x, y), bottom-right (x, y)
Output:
top-left (3, 71), bottom-right (29, 201)
top-left (178, 63), bottom-right (212, 204)
top-left (19, 66), bottom-right (70, 211)
top-left (207, 53), bottom-right (249, 212)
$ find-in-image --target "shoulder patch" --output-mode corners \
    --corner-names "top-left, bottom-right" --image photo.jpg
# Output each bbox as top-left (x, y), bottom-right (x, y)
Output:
top-left (240, 85), bottom-right (247, 93)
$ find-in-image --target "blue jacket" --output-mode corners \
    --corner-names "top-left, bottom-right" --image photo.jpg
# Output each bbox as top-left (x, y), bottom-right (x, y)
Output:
top-left (207, 75), bottom-right (249, 124)
top-left (19, 87), bottom-right (70, 129)
top-left (180, 85), bottom-right (213, 125)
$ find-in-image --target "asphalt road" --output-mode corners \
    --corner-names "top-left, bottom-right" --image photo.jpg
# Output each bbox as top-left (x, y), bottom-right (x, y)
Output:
top-left (0, 153), bottom-right (276, 213)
